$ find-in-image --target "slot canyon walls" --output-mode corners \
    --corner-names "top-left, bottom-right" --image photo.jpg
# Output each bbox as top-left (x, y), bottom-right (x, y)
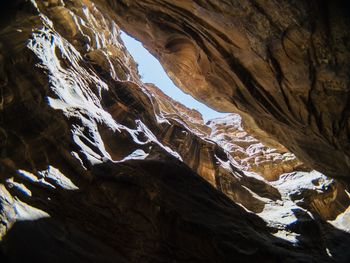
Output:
top-left (97, 0), bottom-right (350, 183)
top-left (0, 0), bottom-right (349, 262)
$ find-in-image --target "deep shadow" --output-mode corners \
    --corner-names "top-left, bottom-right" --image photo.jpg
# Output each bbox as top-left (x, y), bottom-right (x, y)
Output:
top-left (289, 208), bottom-right (350, 263)
top-left (1, 159), bottom-right (349, 262)
top-left (0, 218), bottom-right (124, 263)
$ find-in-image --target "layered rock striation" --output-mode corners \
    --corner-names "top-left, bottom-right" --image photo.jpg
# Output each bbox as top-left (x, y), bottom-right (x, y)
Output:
top-left (207, 114), bottom-right (307, 181)
top-left (0, 0), bottom-right (349, 262)
top-left (97, 0), bottom-right (350, 183)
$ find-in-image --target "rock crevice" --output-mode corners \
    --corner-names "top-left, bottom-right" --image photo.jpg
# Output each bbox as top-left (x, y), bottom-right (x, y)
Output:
top-left (0, 0), bottom-right (349, 262)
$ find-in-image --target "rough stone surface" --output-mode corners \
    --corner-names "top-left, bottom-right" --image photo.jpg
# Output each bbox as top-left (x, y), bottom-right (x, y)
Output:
top-left (98, 0), bottom-right (350, 183)
top-left (207, 114), bottom-right (308, 181)
top-left (149, 80), bottom-right (350, 223)
top-left (0, 0), bottom-right (349, 262)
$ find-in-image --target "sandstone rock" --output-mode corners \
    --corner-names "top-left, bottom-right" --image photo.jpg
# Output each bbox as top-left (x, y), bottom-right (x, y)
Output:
top-left (148, 80), bottom-right (350, 229)
top-left (98, 0), bottom-right (350, 183)
top-left (207, 114), bottom-right (308, 181)
top-left (279, 172), bottom-right (350, 221)
top-left (0, 0), bottom-right (349, 262)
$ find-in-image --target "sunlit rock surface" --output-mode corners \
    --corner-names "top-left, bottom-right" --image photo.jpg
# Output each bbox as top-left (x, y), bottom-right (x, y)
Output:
top-left (0, 0), bottom-right (349, 262)
top-left (207, 114), bottom-right (307, 181)
top-left (148, 79), bottom-right (350, 238)
top-left (98, 0), bottom-right (350, 184)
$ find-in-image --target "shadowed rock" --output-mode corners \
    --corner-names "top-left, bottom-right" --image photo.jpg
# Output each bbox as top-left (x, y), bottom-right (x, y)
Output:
top-left (0, 0), bottom-right (349, 262)
top-left (96, 0), bottom-right (350, 183)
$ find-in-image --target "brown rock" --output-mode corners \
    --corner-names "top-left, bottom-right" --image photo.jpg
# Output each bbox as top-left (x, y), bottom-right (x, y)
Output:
top-left (207, 114), bottom-right (308, 181)
top-left (0, 0), bottom-right (349, 262)
top-left (96, 0), bottom-right (350, 183)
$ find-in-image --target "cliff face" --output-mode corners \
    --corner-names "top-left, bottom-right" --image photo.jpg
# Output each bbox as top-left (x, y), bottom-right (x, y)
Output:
top-left (97, 0), bottom-right (350, 183)
top-left (149, 83), bottom-right (350, 220)
top-left (207, 114), bottom-right (307, 181)
top-left (0, 0), bottom-right (350, 262)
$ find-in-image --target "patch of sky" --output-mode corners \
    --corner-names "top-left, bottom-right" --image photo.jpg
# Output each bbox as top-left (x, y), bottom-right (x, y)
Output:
top-left (120, 31), bottom-right (228, 122)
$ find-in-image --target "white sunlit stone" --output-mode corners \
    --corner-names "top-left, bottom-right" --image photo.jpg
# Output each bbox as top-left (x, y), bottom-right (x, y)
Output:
top-left (39, 166), bottom-right (79, 191)
top-left (0, 185), bottom-right (50, 223)
top-left (13, 198), bottom-right (50, 221)
top-left (17, 167), bottom-right (79, 191)
top-left (6, 178), bottom-right (32, 197)
top-left (121, 149), bottom-right (149, 161)
top-left (17, 170), bottom-right (56, 190)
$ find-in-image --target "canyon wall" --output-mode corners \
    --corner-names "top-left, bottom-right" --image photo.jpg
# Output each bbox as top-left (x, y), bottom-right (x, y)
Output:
top-left (0, 0), bottom-right (349, 262)
top-left (97, 0), bottom-right (350, 183)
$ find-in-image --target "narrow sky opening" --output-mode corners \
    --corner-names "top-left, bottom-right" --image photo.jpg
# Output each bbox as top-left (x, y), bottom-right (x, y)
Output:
top-left (120, 32), bottom-right (228, 122)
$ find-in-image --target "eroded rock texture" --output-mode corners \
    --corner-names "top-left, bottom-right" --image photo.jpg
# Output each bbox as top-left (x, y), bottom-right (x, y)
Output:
top-left (0, 0), bottom-right (350, 263)
top-left (98, 0), bottom-right (350, 183)
top-left (148, 80), bottom-right (350, 221)
top-left (207, 114), bottom-right (307, 181)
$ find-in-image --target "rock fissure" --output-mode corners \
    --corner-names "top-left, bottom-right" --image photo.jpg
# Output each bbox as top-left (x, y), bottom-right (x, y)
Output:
top-left (0, 0), bottom-right (349, 262)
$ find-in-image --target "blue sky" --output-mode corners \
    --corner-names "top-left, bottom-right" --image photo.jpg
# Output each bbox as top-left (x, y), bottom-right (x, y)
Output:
top-left (120, 32), bottom-right (227, 121)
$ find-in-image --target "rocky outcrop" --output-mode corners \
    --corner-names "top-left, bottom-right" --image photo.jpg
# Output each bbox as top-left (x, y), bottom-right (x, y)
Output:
top-left (147, 84), bottom-right (306, 182)
top-left (0, 0), bottom-right (350, 262)
top-left (207, 114), bottom-right (308, 181)
top-left (145, 83), bottom-right (211, 136)
top-left (148, 80), bottom-right (350, 223)
top-left (273, 171), bottom-right (350, 221)
top-left (98, 0), bottom-right (350, 183)
top-left (145, 84), bottom-right (283, 213)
